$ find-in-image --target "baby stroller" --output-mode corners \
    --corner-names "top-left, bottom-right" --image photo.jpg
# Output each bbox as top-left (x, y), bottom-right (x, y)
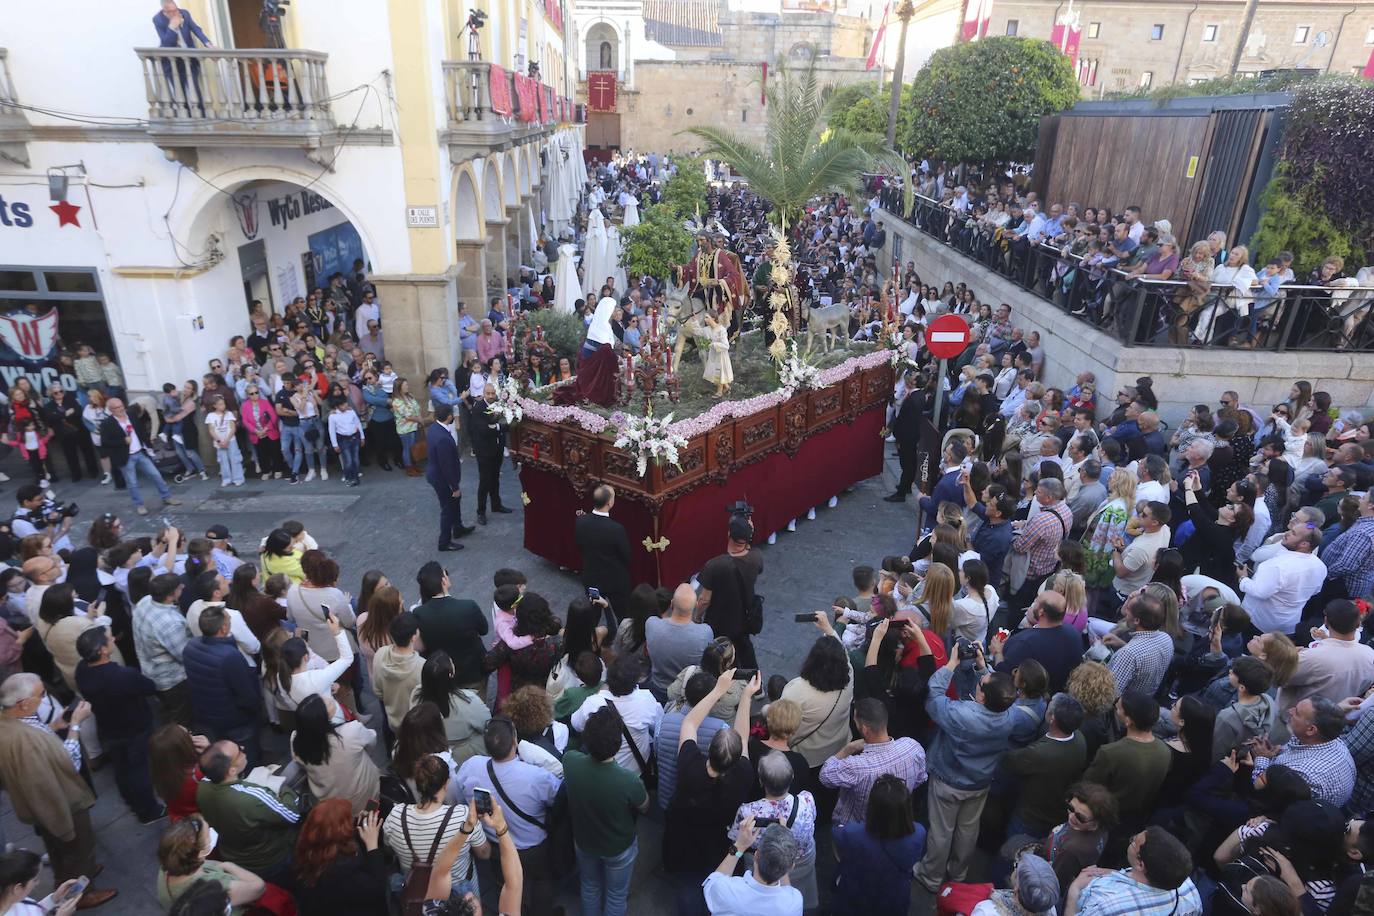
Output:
top-left (147, 434), bottom-right (188, 482)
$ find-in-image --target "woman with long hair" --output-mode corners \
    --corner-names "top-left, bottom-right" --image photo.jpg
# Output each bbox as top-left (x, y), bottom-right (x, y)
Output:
top-left (1048, 569), bottom-right (1089, 633)
top-left (87, 512), bottom-right (123, 549)
top-left (36, 583), bottom-right (115, 692)
top-left (260, 528), bottom-right (304, 583)
top-left (484, 592), bottom-right (562, 698)
top-left (917, 563), bottom-right (957, 646)
top-left (952, 559), bottom-right (996, 644)
top-left (272, 617), bottom-right (354, 723)
top-left (287, 550), bottom-right (356, 666)
top-left (861, 616), bottom-right (939, 740)
top-left (80, 387), bottom-right (114, 485)
top-left (1082, 468), bottom-right (1137, 614)
top-left (391, 378), bottom-right (424, 476)
top-left (412, 651), bottom-right (490, 766)
top-left (1044, 782), bottom-right (1118, 892)
top-left (392, 703), bottom-right (459, 802)
top-left (149, 724), bottom-right (210, 820)
top-left (610, 582), bottom-right (657, 660)
top-left (547, 595), bottom-right (607, 697)
top-left (1159, 695), bottom-right (1217, 801)
top-left (831, 774), bottom-right (926, 914)
top-left (356, 583), bottom-right (402, 673)
top-left (224, 564), bottom-right (286, 640)
top-left (156, 817), bottom-right (266, 913)
top-left (293, 799), bottom-right (387, 916)
top-left (667, 636), bottom-right (745, 722)
top-left (290, 694), bottom-right (380, 816)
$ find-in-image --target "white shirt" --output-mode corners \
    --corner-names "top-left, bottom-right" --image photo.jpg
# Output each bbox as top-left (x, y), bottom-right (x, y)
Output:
top-left (328, 410), bottom-right (363, 448)
top-left (572, 688), bottom-right (664, 774)
top-left (702, 871), bottom-right (803, 916)
top-left (184, 601), bottom-right (261, 666)
top-left (114, 414), bottom-right (144, 455)
top-left (1135, 479), bottom-right (1169, 505)
top-left (1240, 547), bottom-right (1328, 633)
top-left (354, 301), bottom-right (380, 341)
top-left (205, 410), bottom-right (235, 445)
top-left (280, 631), bottom-right (354, 722)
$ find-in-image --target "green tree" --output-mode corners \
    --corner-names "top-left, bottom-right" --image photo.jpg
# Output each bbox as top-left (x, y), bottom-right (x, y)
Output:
top-left (898, 37), bottom-right (1079, 165)
top-left (660, 156), bottom-right (709, 221)
top-left (828, 90), bottom-right (888, 135)
top-left (619, 204), bottom-right (694, 282)
top-left (1250, 164), bottom-right (1365, 272)
top-left (684, 61), bottom-right (910, 228)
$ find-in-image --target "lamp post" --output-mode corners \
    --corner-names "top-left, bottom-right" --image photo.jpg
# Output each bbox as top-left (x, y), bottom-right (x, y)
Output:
top-left (885, 0), bottom-right (915, 149)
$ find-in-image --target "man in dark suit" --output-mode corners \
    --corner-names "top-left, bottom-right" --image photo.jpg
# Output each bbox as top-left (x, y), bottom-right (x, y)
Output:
top-left (425, 404), bottom-right (475, 551)
top-left (152, 1), bottom-right (213, 116)
top-left (575, 484), bottom-right (631, 630)
top-left (885, 370), bottom-right (926, 503)
top-left (101, 399), bottom-right (181, 515)
top-left (469, 382), bottom-right (511, 525)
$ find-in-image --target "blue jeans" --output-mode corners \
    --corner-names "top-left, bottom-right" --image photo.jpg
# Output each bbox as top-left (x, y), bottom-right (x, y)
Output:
top-left (172, 438), bottom-right (205, 474)
top-left (337, 434), bottom-right (361, 482)
top-left (576, 838), bottom-right (637, 916)
top-left (399, 430), bottom-right (416, 467)
top-left (123, 451), bottom-right (172, 508)
top-left (216, 440), bottom-right (245, 485)
top-left (298, 417), bottom-right (325, 473)
top-left (280, 423), bottom-right (304, 476)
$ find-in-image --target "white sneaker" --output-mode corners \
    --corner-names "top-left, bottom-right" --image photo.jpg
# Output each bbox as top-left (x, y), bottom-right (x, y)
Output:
top-left (39, 478), bottom-right (50, 489)
top-left (0, 472), bottom-right (10, 482)
top-left (320, 468), bottom-right (329, 481)
top-left (198, 470), bottom-right (208, 481)
top-left (305, 469), bottom-right (316, 481)
top-left (99, 473), bottom-right (112, 485)
top-left (172, 434), bottom-right (184, 445)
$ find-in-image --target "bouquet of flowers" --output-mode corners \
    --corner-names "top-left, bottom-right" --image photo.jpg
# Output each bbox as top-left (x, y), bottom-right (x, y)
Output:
top-left (777, 339), bottom-right (820, 391)
top-left (489, 376), bottom-right (525, 425)
top-left (612, 412), bottom-right (689, 477)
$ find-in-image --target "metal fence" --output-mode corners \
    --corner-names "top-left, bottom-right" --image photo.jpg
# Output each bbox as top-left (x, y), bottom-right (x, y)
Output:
top-left (883, 189), bottom-right (1374, 353)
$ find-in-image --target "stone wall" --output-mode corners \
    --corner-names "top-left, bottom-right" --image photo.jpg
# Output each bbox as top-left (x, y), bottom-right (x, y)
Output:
top-left (971, 0), bottom-right (1374, 93)
top-left (617, 58), bottom-right (876, 152)
top-left (881, 209), bottom-right (1374, 424)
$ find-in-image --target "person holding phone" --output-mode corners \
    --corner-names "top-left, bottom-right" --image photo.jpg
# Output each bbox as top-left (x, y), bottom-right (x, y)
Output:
top-left (0, 848), bottom-right (87, 916)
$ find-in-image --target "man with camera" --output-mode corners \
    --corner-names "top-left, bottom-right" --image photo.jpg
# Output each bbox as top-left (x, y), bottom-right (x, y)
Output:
top-left (11, 484), bottom-right (76, 553)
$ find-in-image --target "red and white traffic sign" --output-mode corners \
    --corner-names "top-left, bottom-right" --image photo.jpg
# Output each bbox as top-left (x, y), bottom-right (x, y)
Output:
top-left (925, 314), bottom-right (972, 360)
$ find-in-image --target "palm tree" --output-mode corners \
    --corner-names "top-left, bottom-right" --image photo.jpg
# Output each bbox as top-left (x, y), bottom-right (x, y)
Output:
top-left (684, 61), bottom-right (911, 229)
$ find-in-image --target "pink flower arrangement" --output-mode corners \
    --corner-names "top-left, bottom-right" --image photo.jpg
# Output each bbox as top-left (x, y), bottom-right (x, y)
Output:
top-left (518, 399), bottom-right (611, 433)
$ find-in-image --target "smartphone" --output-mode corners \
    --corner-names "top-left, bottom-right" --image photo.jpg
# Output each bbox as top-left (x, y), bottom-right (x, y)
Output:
top-left (298, 629), bottom-right (310, 644)
top-left (732, 668), bottom-right (758, 681)
top-left (321, 604), bottom-right (334, 622)
top-left (51, 876), bottom-right (88, 906)
top-left (754, 816), bottom-right (780, 828)
top-left (474, 787), bottom-right (493, 816)
top-left (586, 587), bottom-right (601, 601)
top-left (794, 612), bottom-right (817, 623)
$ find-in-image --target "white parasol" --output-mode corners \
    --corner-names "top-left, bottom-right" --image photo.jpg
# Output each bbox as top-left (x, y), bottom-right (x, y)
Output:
top-left (553, 243), bottom-right (579, 313)
top-left (581, 208), bottom-right (610, 297)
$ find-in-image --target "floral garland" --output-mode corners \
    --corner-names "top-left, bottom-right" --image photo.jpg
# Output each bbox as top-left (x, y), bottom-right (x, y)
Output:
top-left (612, 412), bottom-right (689, 477)
top-left (488, 376), bottom-right (525, 425)
top-left (777, 339), bottom-right (820, 391)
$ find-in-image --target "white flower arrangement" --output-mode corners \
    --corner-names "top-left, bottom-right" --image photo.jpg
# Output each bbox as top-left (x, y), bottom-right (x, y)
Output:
top-left (488, 376), bottom-right (525, 425)
top-left (777, 339), bottom-right (820, 392)
top-left (612, 412), bottom-right (689, 477)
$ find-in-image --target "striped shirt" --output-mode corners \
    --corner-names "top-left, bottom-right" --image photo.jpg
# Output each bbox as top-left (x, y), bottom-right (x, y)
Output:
top-left (1010, 502), bottom-right (1073, 577)
top-left (383, 802), bottom-right (488, 882)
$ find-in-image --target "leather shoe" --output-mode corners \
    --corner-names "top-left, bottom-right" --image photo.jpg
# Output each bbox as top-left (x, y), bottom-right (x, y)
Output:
top-left (454, 525), bottom-right (477, 538)
top-left (883, 493), bottom-right (907, 502)
top-left (491, 506), bottom-right (513, 514)
top-left (477, 513), bottom-right (488, 526)
top-left (438, 543), bottom-right (465, 551)
top-left (77, 889), bottom-right (117, 910)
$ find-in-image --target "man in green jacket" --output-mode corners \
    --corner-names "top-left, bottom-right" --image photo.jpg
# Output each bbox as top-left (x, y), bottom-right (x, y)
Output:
top-left (1002, 693), bottom-right (1089, 838)
top-left (195, 740), bottom-right (302, 889)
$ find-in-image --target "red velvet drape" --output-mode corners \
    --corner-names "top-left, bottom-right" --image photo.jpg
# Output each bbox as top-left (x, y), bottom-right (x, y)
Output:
top-left (519, 404), bottom-right (886, 585)
top-left (553, 343), bottom-right (618, 407)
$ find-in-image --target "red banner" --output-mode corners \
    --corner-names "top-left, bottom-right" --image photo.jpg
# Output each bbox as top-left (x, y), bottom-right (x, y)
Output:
top-left (489, 64), bottom-right (513, 117)
top-left (513, 72), bottom-right (538, 122)
top-left (587, 70), bottom-right (617, 112)
top-left (866, 2), bottom-right (889, 70)
top-left (961, 0), bottom-right (993, 40)
top-left (1364, 46), bottom-right (1374, 79)
top-left (1050, 22), bottom-right (1082, 70)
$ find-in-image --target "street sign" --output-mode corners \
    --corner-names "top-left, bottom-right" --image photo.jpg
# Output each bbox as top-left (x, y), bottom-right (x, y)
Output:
top-left (406, 206), bottom-right (438, 228)
top-left (926, 314), bottom-right (972, 359)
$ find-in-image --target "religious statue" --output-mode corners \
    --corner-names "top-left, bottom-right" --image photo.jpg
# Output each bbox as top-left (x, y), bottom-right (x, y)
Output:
top-left (678, 233), bottom-right (746, 339)
top-left (700, 311), bottom-right (733, 398)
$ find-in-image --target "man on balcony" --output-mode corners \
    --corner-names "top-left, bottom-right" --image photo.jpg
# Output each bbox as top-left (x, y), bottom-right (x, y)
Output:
top-left (153, 0), bottom-right (213, 117)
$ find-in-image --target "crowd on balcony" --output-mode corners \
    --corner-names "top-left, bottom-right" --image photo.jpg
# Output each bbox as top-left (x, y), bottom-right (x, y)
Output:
top-left (6, 151), bottom-right (1374, 916)
top-left (873, 173), bottom-right (1374, 352)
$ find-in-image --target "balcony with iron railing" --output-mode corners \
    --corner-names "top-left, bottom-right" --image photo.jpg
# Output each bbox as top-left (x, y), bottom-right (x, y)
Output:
top-left (0, 49), bottom-right (32, 166)
top-left (441, 60), bottom-right (557, 156)
top-left (882, 189), bottom-right (1374, 353)
top-left (133, 47), bottom-right (339, 165)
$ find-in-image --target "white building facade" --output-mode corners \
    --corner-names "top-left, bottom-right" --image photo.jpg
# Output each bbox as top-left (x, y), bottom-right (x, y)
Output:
top-left (0, 0), bottom-right (584, 395)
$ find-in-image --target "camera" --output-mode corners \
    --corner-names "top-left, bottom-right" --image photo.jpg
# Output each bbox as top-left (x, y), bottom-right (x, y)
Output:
top-left (467, 7), bottom-right (488, 29)
top-left (21, 498), bottom-right (79, 527)
top-left (955, 637), bottom-right (980, 661)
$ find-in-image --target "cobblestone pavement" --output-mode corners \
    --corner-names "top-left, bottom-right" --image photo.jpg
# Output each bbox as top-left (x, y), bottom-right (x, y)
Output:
top-left (1, 446), bottom-right (933, 914)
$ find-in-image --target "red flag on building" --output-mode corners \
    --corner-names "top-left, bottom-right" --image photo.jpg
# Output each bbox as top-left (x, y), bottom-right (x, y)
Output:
top-left (962, 0), bottom-right (994, 41)
top-left (1050, 21), bottom-right (1082, 69)
top-left (1364, 46), bottom-right (1374, 79)
top-left (761, 61), bottom-right (768, 105)
top-left (866, 2), bottom-right (890, 70)
top-left (587, 71), bottom-right (617, 112)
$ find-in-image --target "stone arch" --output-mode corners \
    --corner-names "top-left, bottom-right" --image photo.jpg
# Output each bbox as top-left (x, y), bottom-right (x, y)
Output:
top-left (585, 22), bottom-right (620, 72)
top-left (519, 144), bottom-right (535, 195)
top-left (502, 150), bottom-right (521, 207)
top-left (450, 161), bottom-right (483, 242)
top-left (788, 41), bottom-right (816, 60)
top-left (481, 155), bottom-right (504, 220)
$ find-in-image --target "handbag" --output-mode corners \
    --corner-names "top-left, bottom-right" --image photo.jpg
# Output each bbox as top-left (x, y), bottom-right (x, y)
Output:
top-left (732, 560), bottom-right (765, 637)
top-left (399, 804), bottom-right (457, 916)
top-left (612, 703), bottom-right (658, 790)
top-left (410, 434), bottom-right (428, 465)
top-left (486, 760), bottom-right (577, 879)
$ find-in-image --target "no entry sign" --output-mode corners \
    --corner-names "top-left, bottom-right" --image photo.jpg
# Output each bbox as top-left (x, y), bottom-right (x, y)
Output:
top-left (926, 314), bottom-right (972, 360)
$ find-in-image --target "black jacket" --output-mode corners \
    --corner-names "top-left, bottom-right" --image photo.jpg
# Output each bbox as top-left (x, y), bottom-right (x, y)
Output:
top-left (99, 412), bottom-right (150, 465)
top-left (469, 400), bottom-right (506, 457)
top-left (424, 421), bottom-right (462, 491)
top-left (574, 513), bottom-right (632, 595)
top-left (892, 390), bottom-right (926, 447)
top-left (183, 634), bottom-right (260, 737)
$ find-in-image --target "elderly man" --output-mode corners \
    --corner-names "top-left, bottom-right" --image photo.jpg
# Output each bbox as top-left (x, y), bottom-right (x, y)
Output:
top-left (1107, 590), bottom-right (1176, 698)
top-left (1065, 827), bottom-right (1202, 916)
top-left (645, 583), bottom-right (713, 700)
top-left (0, 673), bottom-right (117, 909)
top-left (704, 820), bottom-right (804, 913)
top-left (22, 554), bottom-right (63, 625)
top-left (469, 381), bottom-right (510, 525)
top-left (358, 318), bottom-right (385, 361)
top-left (1069, 458), bottom-right (1106, 535)
top-left (196, 739), bottom-right (302, 886)
top-left (1008, 479), bottom-right (1073, 613)
top-left (1251, 696), bottom-right (1357, 807)
top-left (99, 398), bottom-right (181, 516)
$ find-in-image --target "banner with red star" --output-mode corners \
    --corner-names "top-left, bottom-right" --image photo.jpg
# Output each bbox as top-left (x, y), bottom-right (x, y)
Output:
top-left (587, 71), bottom-right (617, 113)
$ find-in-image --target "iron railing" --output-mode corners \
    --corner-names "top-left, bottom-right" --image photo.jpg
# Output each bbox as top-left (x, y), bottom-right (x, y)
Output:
top-left (882, 189), bottom-right (1374, 352)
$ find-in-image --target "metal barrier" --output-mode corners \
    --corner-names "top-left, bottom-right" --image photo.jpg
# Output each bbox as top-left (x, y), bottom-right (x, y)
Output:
top-left (883, 190), bottom-right (1374, 352)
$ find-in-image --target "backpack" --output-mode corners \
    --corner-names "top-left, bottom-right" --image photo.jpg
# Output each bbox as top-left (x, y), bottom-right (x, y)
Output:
top-left (398, 805), bottom-right (457, 916)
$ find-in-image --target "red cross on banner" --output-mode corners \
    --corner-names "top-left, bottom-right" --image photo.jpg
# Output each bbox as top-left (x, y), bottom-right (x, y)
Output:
top-left (587, 71), bottom-right (617, 112)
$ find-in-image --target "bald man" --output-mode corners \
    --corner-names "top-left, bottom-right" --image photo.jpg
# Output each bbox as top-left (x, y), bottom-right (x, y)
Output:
top-left (99, 398), bottom-right (181, 515)
top-left (644, 583), bottom-right (715, 701)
